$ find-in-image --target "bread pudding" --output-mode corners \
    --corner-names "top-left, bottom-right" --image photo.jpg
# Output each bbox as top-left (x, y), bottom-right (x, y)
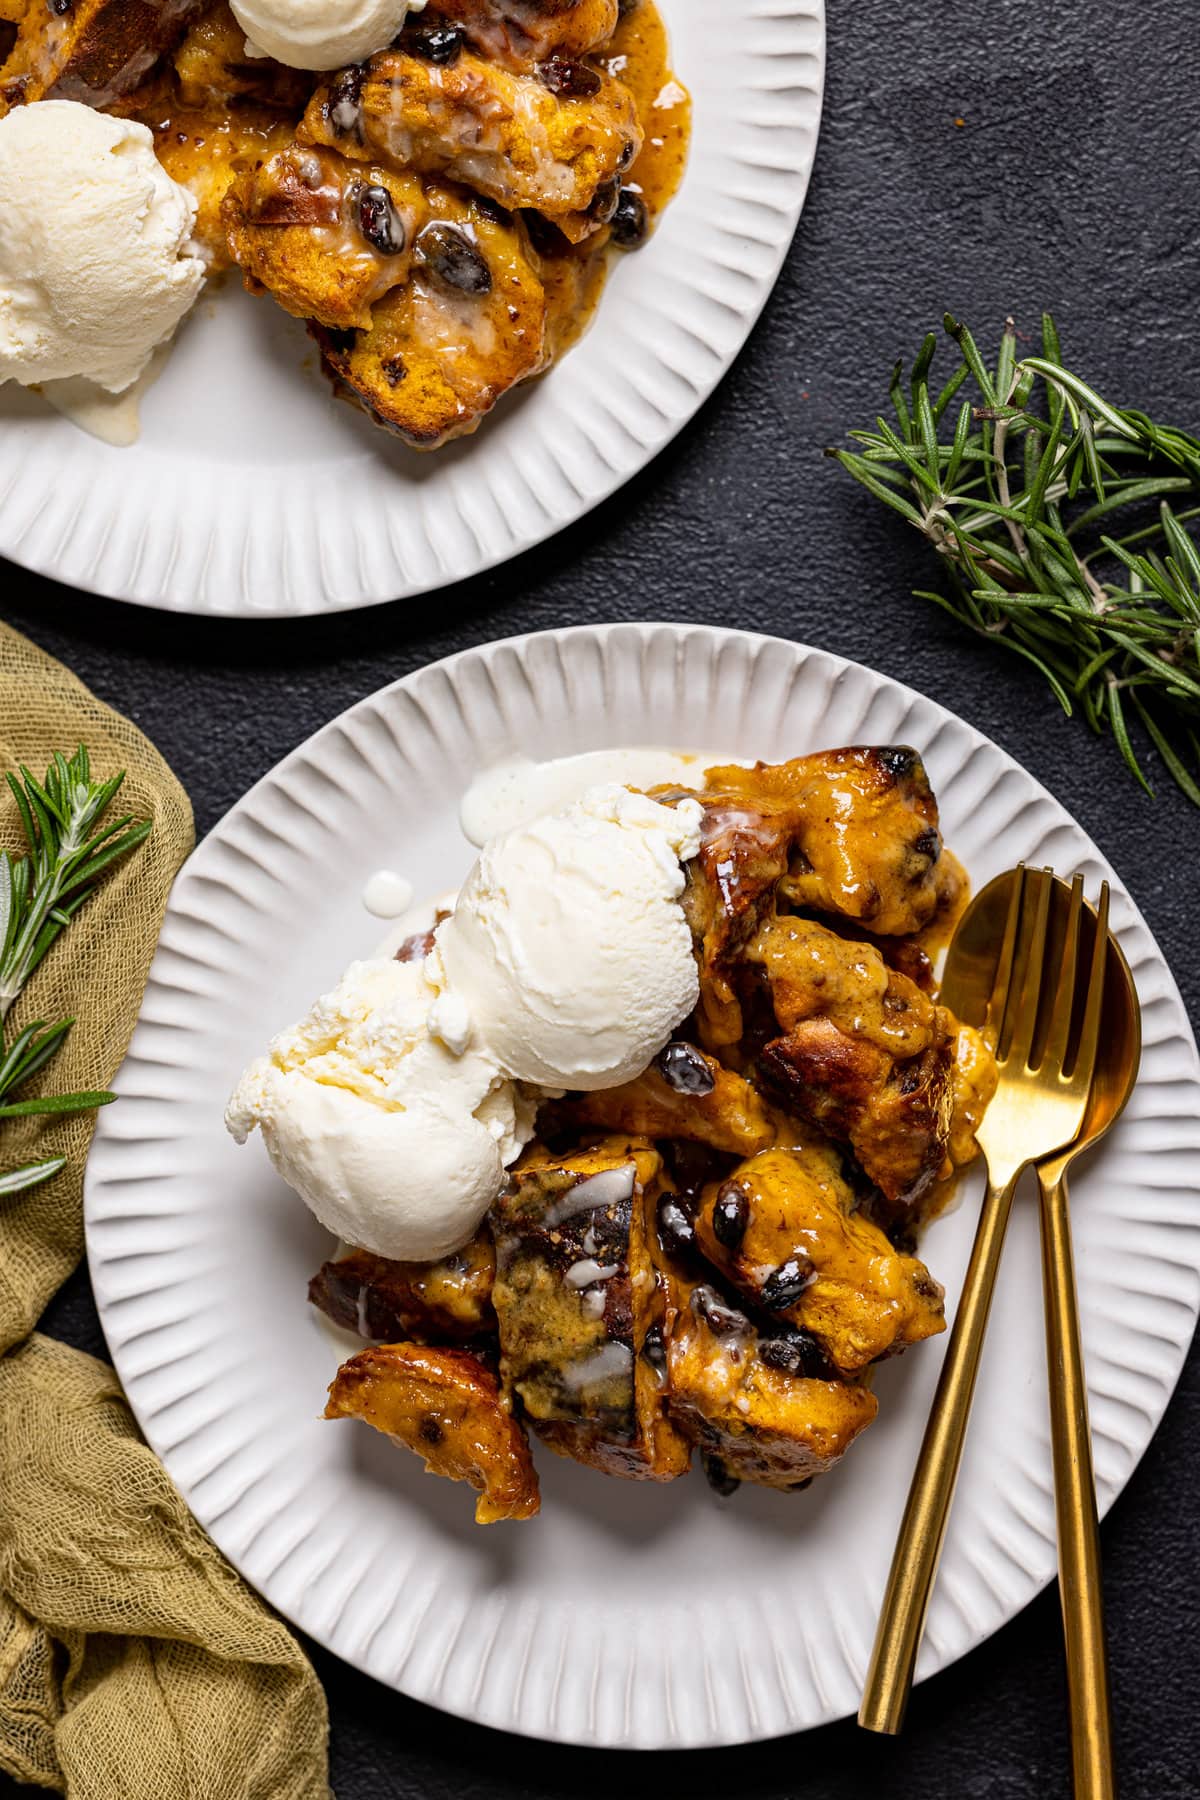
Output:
top-left (0, 0), bottom-right (689, 446)
top-left (245, 748), bottom-right (997, 1524)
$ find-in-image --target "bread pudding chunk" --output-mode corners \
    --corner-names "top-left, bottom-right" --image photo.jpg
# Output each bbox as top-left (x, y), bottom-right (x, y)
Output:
top-left (325, 1342), bottom-right (540, 1523)
top-left (692, 1143), bottom-right (945, 1375)
top-left (491, 1138), bottom-right (692, 1482)
top-left (416, 0), bottom-right (621, 71)
top-left (303, 45), bottom-right (641, 227)
top-left (750, 914), bottom-right (958, 1211)
top-left (664, 1276), bottom-right (879, 1493)
top-left (309, 1232), bottom-right (496, 1345)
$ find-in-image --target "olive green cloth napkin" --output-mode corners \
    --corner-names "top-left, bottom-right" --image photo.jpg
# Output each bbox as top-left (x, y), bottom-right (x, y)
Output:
top-left (0, 623), bottom-right (330, 1798)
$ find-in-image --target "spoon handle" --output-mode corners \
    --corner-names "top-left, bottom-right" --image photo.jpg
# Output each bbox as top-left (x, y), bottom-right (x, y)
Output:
top-left (859, 1163), bottom-right (1020, 1734)
top-left (1039, 1165), bottom-right (1116, 1800)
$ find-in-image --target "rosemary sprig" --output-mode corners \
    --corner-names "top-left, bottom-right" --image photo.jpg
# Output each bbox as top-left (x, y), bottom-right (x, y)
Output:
top-left (829, 313), bottom-right (1200, 803)
top-left (1, 748), bottom-right (152, 1196)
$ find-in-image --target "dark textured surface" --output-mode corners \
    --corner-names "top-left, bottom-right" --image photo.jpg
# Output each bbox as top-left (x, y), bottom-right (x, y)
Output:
top-left (3, 0), bottom-right (1199, 1794)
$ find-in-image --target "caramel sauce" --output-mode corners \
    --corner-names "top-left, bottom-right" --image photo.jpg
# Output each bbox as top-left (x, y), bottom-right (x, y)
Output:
top-left (600, 0), bottom-right (692, 222)
top-left (543, 1), bottom-right (691, 355)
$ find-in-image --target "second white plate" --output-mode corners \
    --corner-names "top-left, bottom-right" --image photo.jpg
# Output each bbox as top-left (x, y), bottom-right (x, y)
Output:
top-left (0, 1), bottom-right (825, 615)
top-left (85, 624), bottom-right (1200, 1747)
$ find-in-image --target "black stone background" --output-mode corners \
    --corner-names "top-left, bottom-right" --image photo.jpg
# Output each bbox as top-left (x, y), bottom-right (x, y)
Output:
top-left (3, 0), bottom-right (1200, 1793)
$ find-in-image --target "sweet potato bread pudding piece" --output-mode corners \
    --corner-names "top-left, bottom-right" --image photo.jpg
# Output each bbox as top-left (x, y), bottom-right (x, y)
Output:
top-left (301, 44), bottom-right (642, 228)
top-left (325, 1343), bottom-right (540, 1524)
top-left (309, 748), bottom-right (997, 1522)
top-left (0, 0), bottom-right (201, 109)
top-left (215, 0), bottom-right (684, 445)
top-left (0, 0), bottom-right (685, 449)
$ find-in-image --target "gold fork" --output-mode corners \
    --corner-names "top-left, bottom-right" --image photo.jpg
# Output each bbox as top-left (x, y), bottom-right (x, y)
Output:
top-left (859, 864), bottom-right (1105, 1734)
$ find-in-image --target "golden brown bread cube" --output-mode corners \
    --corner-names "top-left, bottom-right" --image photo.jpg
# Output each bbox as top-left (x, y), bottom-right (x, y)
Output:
top-left (692, 1144), bottom-right (945, 1375)
top-left (491, 1137), bottom-right (691, 1482)
top-left (226, 148), bottom-right (553, 447)
top-left (325, 1342), bottom-right (540, 1524)
top-left (0, 0), bottom-right (202, 109)
top-left (302, 46), bottom-right (641, 225)
top-left (665, 1279), bottom-right (879, 1491)
top-left (665, 749), bottom-right (952, 1050)
top-left (545, 1046), bottom-right (777, 1158)
top-left (224, 144), bottom-right (418, 329)
top-left (308, 1233), bottom-right (496, 1344)
top-left (748, 914), bottom-right (958, 1210)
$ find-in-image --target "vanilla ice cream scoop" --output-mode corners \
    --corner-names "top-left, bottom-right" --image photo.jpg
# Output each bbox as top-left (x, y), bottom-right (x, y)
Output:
top-left (434, 784), bottom-right (704, 1091)
top-left (226, 958), bottom-right (535, 1262)
top-left (0, 103), bottom-right (205, 395)
top-left (232, 0), bottom-right (424, 70)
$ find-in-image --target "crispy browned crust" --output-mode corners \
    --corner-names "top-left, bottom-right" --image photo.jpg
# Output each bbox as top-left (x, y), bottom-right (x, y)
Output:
top-left (302, 46), bottom-right (641, 223)
top-left (745, 910), bottom-right (958, 1210)
top-left (308, 1235), bottom-right (496, 1344)
top-left (692, 1144), bottom-right (945, 1374)
top-left (325, 1342), bottom-right (540, 1523)
top-left (759, 1020), bottom-right (955, 1213)
top-left (666, 748), bottom-right (949, 1050)
top-left (425, 0), bottom-right (621, 68)
top-left (0, 0), bottom-right (201, 109)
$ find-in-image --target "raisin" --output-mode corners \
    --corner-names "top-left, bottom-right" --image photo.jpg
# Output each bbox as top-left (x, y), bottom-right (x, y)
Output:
top-left (692, 1285), bottom-right (749, 1338)
top-left (655, 1041), bottom-right (715, 1096)
top-left (356, 184), bottom-right (405, 256)
top-left (657, 1193), bottom-right (696, 1257)
top-left (912, 825), bottom-right (940, 862)
top-left (759, 1327), bottom-right (829, 1379)
top-left (381, 356), bottom-right (408, 388)
top-left (760, 1255), bottom-right (816, 1312)
top-left (538, 55), bottom-right (602, 98)
top-left (702, 1452), bottom-right (741, 1497)
top-left (588, 177), bottom-right (621, 226)
top-left (406, 19), bottom-right (464, 63)
top-left (878, 747), bottom-right (918, 780)
top-left (609, 187), bottom-right (649, 248)
top-left (711, 1181), bottom-right (750, 1250)
top-left (416, 222), bottom-right (492, 294)
top-left (418, 1416), bottom-right (444, 1446)
top-left (47, 0), bottom-right (72, 13)
top-left (521, 209), bottom-right (569, 258)
top-left (326, 63), bottom-right (365, 137)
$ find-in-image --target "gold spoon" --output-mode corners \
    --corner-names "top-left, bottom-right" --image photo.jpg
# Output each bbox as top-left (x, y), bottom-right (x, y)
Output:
top-left (1035, 875), bottom-right (1139, 1800)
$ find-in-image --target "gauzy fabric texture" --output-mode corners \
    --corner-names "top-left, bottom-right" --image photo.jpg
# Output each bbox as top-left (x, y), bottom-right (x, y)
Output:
top-left (0, 622), bottom-right (331, 1798)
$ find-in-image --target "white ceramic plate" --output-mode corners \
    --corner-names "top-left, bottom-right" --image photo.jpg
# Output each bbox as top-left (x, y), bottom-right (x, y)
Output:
top-left (85, 624), bottom-right (1200, 1748)
top-left (0, 2), bottom-right (824, 617)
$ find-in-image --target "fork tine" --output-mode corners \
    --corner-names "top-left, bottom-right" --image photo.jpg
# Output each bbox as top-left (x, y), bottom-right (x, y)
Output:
top-left (1003, 866), bottom-right (1053, 1069)
top-left (1070, 880), bottom-right (1110, 1095)
top-left (985, 864), bottom-right (1026, 1046)
top-left (1040, 872), bottom-right (1085, 1075)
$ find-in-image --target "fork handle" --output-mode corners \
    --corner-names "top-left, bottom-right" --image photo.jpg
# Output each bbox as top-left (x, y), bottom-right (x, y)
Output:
top-left (1039, 1166), bottom-right (1116, 1800)
top-left (859, 1165), bottom-right (1021, 1734)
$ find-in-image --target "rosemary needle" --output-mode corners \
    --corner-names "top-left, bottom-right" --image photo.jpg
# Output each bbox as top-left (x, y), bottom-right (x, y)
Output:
top-left (829, 313), bottom-right (1200, 805)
